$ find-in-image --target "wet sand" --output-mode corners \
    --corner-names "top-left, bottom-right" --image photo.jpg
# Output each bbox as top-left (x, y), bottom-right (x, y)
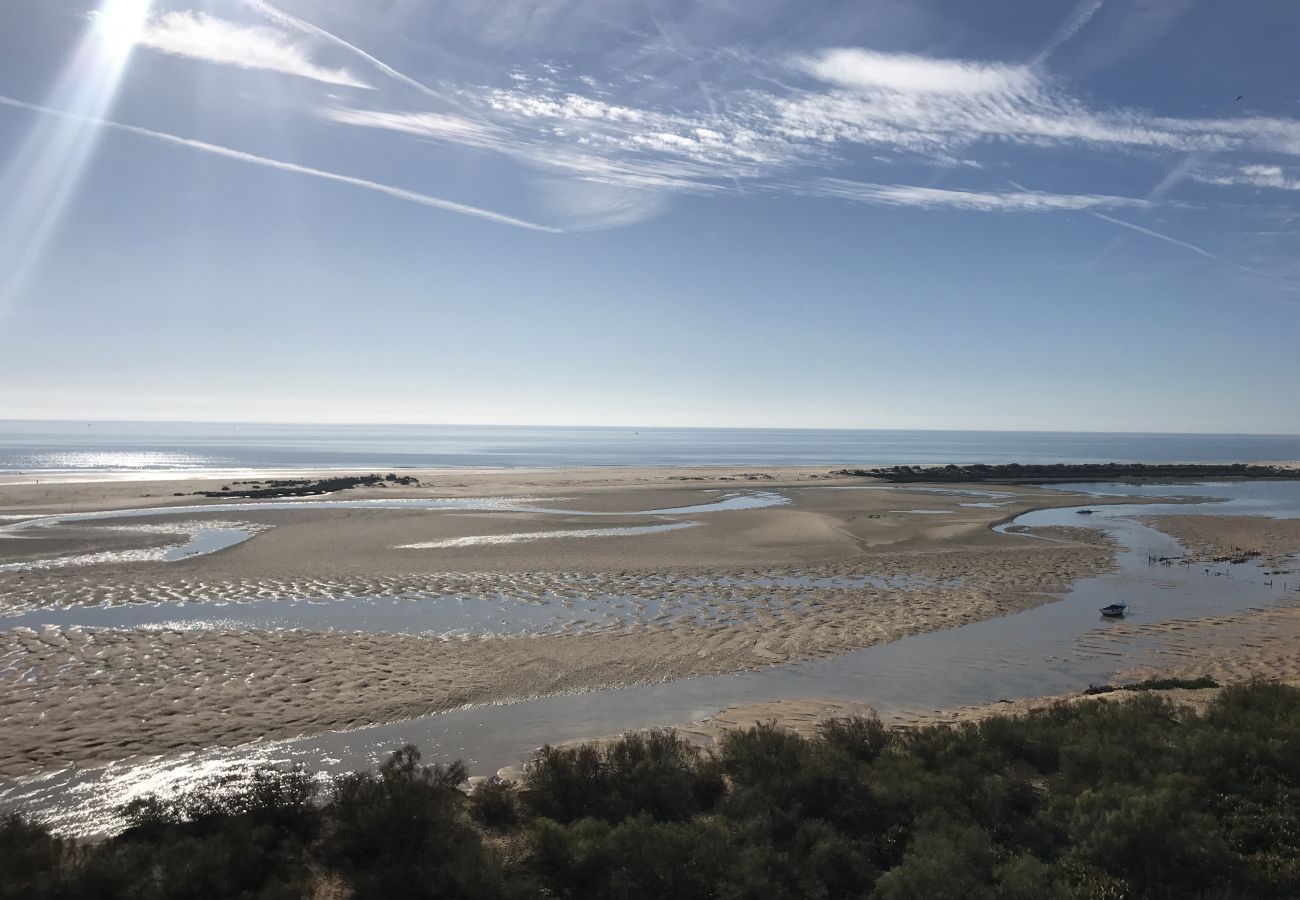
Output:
top-left (0, 468), bottom-right (1124, 776)
top-left (8, 468), bottom-right (1296, 781)
top-left (875, 590), bottom-right (1300, 729)
top-left (680, 592), bottom-right (1300, 743)
top-left (1143, 514), bottom-right (1300, 569)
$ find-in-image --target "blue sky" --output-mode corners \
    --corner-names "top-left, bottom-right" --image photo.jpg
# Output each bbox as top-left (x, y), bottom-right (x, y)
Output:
top-left (1, 0), bottom-right (1298, 433)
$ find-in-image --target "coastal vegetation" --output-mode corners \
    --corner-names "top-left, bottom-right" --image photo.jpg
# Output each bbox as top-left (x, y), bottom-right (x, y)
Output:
top-left (4, 680), bottom-right (1299, 898)
top-left (2, 681), bottom-right (1300, 900)
top-left (840, 462), bottom-right (1298, 483)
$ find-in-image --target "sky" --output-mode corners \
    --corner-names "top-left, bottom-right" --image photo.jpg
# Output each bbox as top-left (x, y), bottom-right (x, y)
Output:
top-left (0, 0), bottom-right (1298, 433)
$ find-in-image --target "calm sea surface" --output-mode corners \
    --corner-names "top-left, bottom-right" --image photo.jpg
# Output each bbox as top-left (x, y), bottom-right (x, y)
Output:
top-left (1, 421), bottom-right (1298, 471)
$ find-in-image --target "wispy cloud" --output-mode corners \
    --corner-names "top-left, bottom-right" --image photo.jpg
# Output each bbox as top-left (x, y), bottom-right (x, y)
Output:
top-left (808, 179), bottom-right (1149, 212)
top-left (238, 0), bottom-right (449, 102)
top-left (1194, 164), bottom-right (1300, 192)
top-left (443, 48), bottom-right (1300, 197)
top-left (136, 12), bottom-right (370, 89)
top-left (796, 48), bottom-right (1038, 97)
top-left (533, 178), bottom-right (672, 230)
top-left (307, 42), bottom-right (1300, 246)
top-left (0, 95), bottom-right (557, 233)
top-left (318, 107), bottom-right (502, 148)
top-left (775, 50), bottom-right (1275, 158)
top-left (121, 5), bottom-right (1300, 255)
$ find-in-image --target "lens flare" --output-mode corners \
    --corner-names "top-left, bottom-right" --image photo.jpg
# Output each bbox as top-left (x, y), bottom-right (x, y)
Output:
top-left (0, 0), bottom-right (153, 312)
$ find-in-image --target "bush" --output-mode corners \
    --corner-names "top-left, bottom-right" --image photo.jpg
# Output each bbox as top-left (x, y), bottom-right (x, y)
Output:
top-left (819, 714), bottom-right (894, 762)
top-left (469, 777), bottom-right (519, 830)
top-left (7, 682), bottom-right (1300, 899)
top-left (524, 730), bottom-right (722, 824)
top-left (324, 744), bottom-right (504, 899)
top-left (0, 814), bottom-right (82, 900)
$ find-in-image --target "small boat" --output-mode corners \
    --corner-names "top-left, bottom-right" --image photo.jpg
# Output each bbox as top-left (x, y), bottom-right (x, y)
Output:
top-left (1076, 509), bottom-right (1096, 515)
top-left (1099, 603), bottom-right (1127, 618)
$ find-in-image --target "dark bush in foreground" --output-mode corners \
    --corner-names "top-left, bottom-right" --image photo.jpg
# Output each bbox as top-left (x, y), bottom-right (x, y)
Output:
top-left (4, 681), bottom-right (1300, 899)
top-left (524, 729), bottom-right (723, 824)
top-left (468, 776), bottom-right (520, 830)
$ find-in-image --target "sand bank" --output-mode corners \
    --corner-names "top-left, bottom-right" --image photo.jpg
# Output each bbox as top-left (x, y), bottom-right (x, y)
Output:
top-left (1142, 514), bottom-right (1300, 569)
top-left (0, 467), bottom-right (1123, 775)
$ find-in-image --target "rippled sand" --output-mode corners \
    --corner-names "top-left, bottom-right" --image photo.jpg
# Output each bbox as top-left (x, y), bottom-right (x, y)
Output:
top-left (0, 467), bottom-right (1131, 776)
top-left (1141, 514), bottom-right (1300, 569)
top-left (0, 540), bottom-right (1111, 776)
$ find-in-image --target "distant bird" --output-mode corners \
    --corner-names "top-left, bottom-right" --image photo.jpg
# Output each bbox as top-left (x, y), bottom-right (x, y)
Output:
top-left (1236, 95), bottom-right (1244, 101)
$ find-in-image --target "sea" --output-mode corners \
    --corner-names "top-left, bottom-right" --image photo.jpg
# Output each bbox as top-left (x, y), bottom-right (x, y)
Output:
top-left (1, 420), bottom-right (1298, 472)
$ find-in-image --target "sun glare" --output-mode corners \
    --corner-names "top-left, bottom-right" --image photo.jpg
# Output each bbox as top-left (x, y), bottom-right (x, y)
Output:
top-left (0, 0), bottom-right (153, 314)
top-left (90, 0), bottom-right (152, 56)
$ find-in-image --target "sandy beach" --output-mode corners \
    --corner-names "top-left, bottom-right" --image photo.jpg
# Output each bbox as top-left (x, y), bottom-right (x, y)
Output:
top-left (0, 466), bottom-right (1130, 776)
top-left (3, 467), bottom-right (1298, 783)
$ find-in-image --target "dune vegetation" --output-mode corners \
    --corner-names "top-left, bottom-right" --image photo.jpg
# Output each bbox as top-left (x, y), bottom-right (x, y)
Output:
top-left (4, 680), bottom-right (1299, 899)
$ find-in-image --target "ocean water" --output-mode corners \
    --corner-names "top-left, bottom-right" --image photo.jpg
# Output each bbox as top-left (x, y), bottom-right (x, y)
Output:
top-left (0, 420), bottom-right (1298, 471)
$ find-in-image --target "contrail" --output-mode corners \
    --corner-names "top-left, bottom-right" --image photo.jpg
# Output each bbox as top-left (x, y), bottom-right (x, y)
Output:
top-left (1088, 211), bottom-right (1214, 258)
top-left (1089, 211), bottom-right (1293, 286)
top-left (1033, 0), bottom-right (1104, 66)
top-left (1146, 154), bottom-right (1200, 201)
top-left (238, 0), bottom-right (445, 101)
top-left (0, 95), bottom-right (558, 233)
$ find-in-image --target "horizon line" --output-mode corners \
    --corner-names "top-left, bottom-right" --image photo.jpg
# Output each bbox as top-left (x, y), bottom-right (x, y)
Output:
top-left (2, 417), bottom-right (1299, 439)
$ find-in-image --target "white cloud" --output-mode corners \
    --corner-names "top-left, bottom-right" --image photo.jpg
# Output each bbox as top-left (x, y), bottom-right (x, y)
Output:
top-left (305, 42), bottom-right (1300, 247)
top-left (1194, 164), bottom-right (1300, 192)
top-left (533, 177), bottom-right (672, 230)
top-left (318, 107), bottom-right (502, 148)
top-left (137, 11), bottom-right (370, 89)
top-left (797, 48), bottom-right (1038, 97)
top-left (237, 0), bottom-right (459, 104)
top-left (311, 47), bottom-right (1300, 210)
top-left (808, 179), bottom-right (1150, 211)
top-left (772, 69), bottom-right (1242, 158)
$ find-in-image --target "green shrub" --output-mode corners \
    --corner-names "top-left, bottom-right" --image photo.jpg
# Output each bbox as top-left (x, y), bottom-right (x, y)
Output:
top-left (469, 777), bottom-right (519, 830)
top-left (6, 682), bottom-right (1300, 899)
top-left (819, 714), bottom-right (894, 762)
top-left (524, 730), bottom-right (722, 824)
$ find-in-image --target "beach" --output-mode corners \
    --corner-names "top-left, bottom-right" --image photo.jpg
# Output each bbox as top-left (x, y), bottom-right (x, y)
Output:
top-left (1, 466), bottom-right (1298, 798)
top-left (0, 466), bottom-right (1127, 776)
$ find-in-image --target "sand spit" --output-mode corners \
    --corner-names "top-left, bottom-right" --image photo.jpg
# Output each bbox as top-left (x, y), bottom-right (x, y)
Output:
top-left (1142, 514), bottom-right (1300, 569)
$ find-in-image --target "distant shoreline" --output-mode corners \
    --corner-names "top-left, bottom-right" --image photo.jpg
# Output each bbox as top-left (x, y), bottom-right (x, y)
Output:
top-left (4, 422), bottom-right (1300, 472)
top-left (2, 459), bottom-right (1298, 487)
